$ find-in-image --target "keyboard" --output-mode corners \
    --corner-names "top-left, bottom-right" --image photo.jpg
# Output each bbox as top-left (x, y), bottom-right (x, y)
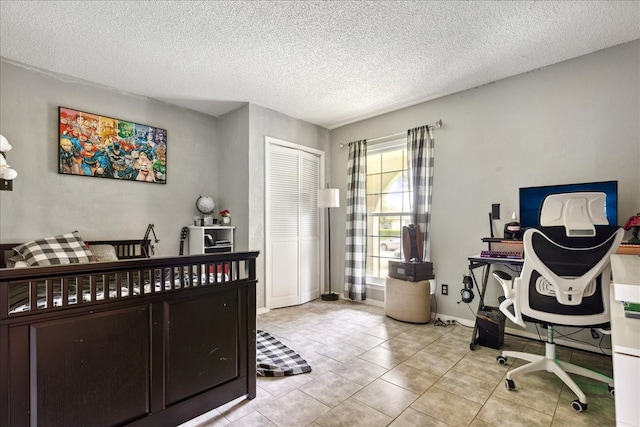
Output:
top-left (480, 250), bottom-right (523, 259)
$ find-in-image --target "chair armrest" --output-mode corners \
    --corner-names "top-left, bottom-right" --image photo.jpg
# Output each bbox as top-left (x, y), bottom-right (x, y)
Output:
top-left (493, 271), bottom-right (526, 328)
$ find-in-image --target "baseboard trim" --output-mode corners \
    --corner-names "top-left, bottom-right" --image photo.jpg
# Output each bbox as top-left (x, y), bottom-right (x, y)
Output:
top-left (338, 294), bottom-right (386, 308)
top-left (363, 298), bottom-right (384, 308)
top-left (257, 307), bottom-right (270, 315)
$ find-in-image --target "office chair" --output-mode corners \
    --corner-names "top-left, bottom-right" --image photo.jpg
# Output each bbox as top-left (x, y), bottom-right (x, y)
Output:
top-left (493, 192), bottom-right (624, 412)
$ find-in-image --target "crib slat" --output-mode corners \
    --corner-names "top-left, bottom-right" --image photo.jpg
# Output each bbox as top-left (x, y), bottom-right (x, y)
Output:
top-left (77, 277), bottom-right (84, 305)
top-left (102, 274), bottom-right (109, 301)
top-left (29, 281), bottom-right (37, 311)
top-left (62, 278), bottom-right (69, 307)
top-left (127, 271), bottom-right (134, 297)
top-left (46, 280), bottom-right (53, 309)
top-left (90, 276), bottom-right (97, 302)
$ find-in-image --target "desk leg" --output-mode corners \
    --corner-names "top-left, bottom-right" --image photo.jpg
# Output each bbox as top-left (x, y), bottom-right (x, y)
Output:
top-left (469, 265), bottom-right (491, 350)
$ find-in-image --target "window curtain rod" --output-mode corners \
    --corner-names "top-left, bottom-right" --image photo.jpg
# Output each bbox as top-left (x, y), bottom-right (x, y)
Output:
top-left (339, 119), bottom-right (442, 148)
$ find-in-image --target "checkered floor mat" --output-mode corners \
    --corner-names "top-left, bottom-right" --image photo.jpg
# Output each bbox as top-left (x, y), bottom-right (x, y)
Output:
top-left (257, 330), bottom-right (312, 377)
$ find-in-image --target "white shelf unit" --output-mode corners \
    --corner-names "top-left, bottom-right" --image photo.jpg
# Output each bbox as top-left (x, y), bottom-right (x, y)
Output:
top-left (188, 225), bottom-right (235, 255)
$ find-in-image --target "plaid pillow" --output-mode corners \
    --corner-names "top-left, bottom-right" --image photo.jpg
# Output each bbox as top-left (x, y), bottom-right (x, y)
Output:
top-left (13, 231), bottom-right (96, 267)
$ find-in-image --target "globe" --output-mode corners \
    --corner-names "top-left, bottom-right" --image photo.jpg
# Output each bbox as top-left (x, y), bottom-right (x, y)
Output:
top-left (196, 195), bottom-right (216, 215)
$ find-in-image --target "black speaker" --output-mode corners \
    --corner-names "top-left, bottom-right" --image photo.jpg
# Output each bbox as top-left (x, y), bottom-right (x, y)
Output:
top-left (476, 306), bottom-right (506, 349)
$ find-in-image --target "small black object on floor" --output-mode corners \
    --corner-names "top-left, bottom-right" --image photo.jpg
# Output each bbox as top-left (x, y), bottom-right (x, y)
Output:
top-left (476, 306), bottom-right (506, 349)
top-left (321, 293), bottom-right (339, 301)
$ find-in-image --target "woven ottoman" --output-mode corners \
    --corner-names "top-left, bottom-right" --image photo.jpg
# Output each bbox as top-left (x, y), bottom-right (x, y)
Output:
top-left (384, 276), bottom-right (432, 323)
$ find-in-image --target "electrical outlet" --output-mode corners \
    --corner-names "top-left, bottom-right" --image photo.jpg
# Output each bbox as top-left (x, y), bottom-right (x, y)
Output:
top-left (441, 284), bottom-right (448, 295)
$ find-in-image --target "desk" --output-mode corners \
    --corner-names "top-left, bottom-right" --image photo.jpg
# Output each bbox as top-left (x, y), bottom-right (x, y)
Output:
top-left (468, 254), bottom-right (524, 350)
top-left (482, 237), bottom-right (640, 256)
top-left (467, 238), bottom-right (638, 351)
top-left (610, 254), bottom-right (640, 427)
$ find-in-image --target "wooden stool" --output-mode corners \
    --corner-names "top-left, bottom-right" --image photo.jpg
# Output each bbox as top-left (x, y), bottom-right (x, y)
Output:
top-left (384, 276), bottom-right (432, 323)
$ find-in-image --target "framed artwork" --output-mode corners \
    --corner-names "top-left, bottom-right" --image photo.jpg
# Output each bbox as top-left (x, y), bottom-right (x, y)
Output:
top-left (58, 107), bottom-right (166, 184)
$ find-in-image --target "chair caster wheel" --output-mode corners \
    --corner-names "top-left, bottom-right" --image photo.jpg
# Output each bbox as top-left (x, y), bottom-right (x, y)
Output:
top-left (571, 400), bottom-right (587, 412)
top-left (608, 385), bottom-right (614, 397)
top-left (496, 356), bottom-right (507, 365)
top-left (505, 378), bottom-right (515, 390)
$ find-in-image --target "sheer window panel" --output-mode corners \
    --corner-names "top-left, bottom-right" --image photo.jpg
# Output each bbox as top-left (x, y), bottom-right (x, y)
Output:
top-left (367, 174), bottom-right (382, 195)
top-left (380, 192), bottom-right (405, 213)
top-left (381, 150), bottom-right (404, 173)
top-left (367, 194), bottom-right (382, 212)
top-left (368, 152), bottom-right (382, 174)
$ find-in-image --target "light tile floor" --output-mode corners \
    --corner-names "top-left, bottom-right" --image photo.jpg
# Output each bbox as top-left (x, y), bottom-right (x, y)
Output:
top-left (181, 300), bottom-right (616, 426)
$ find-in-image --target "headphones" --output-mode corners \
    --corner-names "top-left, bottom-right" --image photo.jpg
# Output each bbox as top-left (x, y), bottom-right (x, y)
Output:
top-left (460, 275), bottom-right (474, 303)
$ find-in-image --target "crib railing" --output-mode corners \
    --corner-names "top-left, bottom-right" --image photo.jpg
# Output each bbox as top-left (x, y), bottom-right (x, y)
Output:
top-left (0, 252), bottom-right (258, 319)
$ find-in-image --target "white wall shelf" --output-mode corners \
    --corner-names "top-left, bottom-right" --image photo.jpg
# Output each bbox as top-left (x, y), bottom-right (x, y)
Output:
top-left (188, 225), bottom-right (235, 255)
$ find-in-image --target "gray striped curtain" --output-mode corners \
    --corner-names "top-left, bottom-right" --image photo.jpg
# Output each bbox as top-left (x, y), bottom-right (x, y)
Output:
top-left (407, 126), bottom-right (435, 261)
top-left (344, 140), bottom-right (367, 301)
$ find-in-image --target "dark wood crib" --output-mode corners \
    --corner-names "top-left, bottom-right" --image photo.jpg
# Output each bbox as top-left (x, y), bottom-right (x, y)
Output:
top-left (0, 240), bottom-right (258, 427)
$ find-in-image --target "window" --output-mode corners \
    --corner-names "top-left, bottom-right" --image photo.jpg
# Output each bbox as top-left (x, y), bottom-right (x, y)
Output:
top-left (366, 140), bottom-right (412, 283)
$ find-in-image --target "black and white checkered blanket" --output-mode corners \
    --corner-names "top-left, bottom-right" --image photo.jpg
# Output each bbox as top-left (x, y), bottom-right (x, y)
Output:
top-left (256, 330), bottom-right (311, 377)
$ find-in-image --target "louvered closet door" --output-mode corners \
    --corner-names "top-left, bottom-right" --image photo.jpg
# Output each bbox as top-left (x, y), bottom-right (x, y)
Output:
top-left (266, 141), bottom-right (321, 309)
top-left (300, 151), bottom-right (320, 304)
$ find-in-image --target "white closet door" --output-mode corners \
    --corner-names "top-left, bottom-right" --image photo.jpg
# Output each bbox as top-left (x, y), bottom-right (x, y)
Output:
top-left (266, 138), bottom-right (323, 309)
top-left (300, 151), bottom-right (320, 304)
top-left (267, 144), bottom-right (301, 308)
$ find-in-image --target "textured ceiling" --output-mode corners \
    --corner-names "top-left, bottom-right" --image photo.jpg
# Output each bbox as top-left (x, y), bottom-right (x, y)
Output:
top-left (1, 1), bottom-right (639, 129)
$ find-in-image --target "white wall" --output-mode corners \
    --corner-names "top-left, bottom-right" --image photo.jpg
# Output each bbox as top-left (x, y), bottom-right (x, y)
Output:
top-left (247, 104), bottom-right (331, 308)
top-left (2, 40), bottom-right (637, 326)
top-left (0, 60), bottom-right (221, 256)
top-left (216, 103), bottom-right (332, 309)
top-left (0, 60), bottom-right (330, 311)
top-left (218, 105), bottom-right (251, 250)
top-left (329, 40), bottom-right (640, 325)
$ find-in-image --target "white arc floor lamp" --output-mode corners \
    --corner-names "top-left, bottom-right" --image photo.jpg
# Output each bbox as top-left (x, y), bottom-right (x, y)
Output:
top-left (318, 187), bottom-right (340, 301)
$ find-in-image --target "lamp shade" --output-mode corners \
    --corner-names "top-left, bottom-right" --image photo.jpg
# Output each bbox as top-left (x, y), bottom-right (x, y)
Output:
top-left (317, 188), bottom-right (340, 208)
